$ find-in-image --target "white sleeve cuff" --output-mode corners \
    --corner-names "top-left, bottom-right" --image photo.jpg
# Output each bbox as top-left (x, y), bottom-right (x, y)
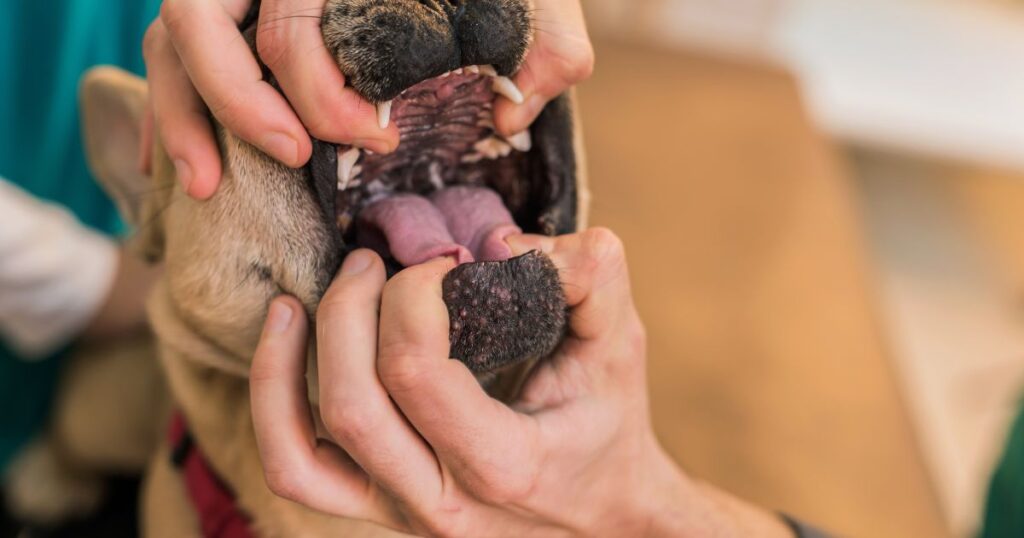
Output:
top-left (0, 180), bottom-right (119, 360)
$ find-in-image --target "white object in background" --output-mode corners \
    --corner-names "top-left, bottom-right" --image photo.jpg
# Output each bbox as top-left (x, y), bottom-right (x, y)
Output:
top-left (774, 0), bottom-right (1024, 171)
top-left (587, 0), bottom-right (1024, 172)
top-left (0, 179), bottom-right (117, 359)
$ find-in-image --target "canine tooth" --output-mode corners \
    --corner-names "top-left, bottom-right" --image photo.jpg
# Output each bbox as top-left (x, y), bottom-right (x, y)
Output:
top-left (336, 147), bottom-right (361, 190)
top-left (479, 64), bottom-right (497, 77)
top-left (492, 76), bottom-right (524, 104)
top-left (441, 71), bottom-right (451, 78)
top-left (454, 67), bottom-right (464, 75)
top-left (376, 100), bottom-right (393, 129)
top-left (505, 130), bottom-right (532, 152)
top-left (466, 65), bottom-right (480, 74)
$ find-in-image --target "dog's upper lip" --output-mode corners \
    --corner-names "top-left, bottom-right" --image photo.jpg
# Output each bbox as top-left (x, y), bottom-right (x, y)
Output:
top-left (374, 64), bottom-right (524, 129)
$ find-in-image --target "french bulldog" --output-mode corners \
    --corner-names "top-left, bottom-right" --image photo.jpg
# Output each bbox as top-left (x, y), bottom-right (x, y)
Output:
top-left (80, 0), bottom-right (587, 535)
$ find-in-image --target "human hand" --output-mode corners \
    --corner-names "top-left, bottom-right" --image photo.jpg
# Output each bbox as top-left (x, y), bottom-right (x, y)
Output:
top-left (142, 0), bottom-right (399, 199)
top-left (493, 0), bottom-right (595, 137)
top-left (250, 229), bottom-right (793, 537)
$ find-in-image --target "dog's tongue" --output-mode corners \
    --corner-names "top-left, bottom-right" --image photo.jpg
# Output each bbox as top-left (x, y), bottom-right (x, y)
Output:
top-left (357, 186), bottom-right (521, 266)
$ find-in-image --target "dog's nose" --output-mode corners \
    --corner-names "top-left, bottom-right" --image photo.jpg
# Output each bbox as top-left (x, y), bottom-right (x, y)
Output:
top-left (453, 0), bottom-right (530, 75)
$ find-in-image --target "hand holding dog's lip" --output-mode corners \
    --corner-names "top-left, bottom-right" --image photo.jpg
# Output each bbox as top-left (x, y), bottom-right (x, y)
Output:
top-left (250, 229), bottom-right (733, 536)
top-left (492, 0), bottom-right (595, 137)
top-left (144, 0), bottom-right (399, 200)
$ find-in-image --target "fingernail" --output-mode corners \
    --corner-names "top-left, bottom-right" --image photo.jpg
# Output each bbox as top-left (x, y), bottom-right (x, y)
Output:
top-left (262, 132), bottom-right (300, 166)
top-left (173, 159), bottom-right (193, 194)
top-left (341, 249), bottom-right (374, 276)
top-left (265, 299), bottom-right (294, 335)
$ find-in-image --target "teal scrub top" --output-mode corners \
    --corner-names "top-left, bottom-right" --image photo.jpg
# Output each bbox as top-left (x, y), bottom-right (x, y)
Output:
top-left (983, 399), bottom-right (1024, 538)
top-left (0, 0), bottom-right (160, 470)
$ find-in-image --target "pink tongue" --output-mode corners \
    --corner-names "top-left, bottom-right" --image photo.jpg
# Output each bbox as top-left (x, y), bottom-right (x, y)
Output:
top-left (357, 194), bottom-right (473, 266)
top-left (431, 186), bottom-right (521, 262)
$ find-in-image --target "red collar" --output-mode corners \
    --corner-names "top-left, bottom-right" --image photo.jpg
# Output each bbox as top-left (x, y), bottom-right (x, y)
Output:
top-left (169, 412), bottom-right (254, 538)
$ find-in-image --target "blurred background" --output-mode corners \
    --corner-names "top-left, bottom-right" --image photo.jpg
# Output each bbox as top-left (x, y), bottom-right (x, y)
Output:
top-left (575, 0), bottom-right (1024, 536)
top-left (3, 0), bottom-right (1023, 536)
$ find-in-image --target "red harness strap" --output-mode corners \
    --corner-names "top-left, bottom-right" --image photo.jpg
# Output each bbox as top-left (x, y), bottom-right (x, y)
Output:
top-left (168, 413), bottom-right (254, 538)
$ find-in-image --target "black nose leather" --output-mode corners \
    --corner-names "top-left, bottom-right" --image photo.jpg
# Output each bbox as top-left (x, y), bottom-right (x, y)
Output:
top-left (454, 0), bottom-right (530, 75)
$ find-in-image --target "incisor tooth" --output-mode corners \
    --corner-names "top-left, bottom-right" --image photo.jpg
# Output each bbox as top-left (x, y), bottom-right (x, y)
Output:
top-left (479, 64), bottom-right (498, 77)
top-left (474, 137), bottom-right (513, 160)
top-left (337, 147), bottom-right (361, 190)
top-left (466, 65), bottom-right (480, 74)
top-left (492, 76), bottom-right (524, 104)
top-left (454, 67), bottom-right (464, 75)
top-left (505, 130), bottom-right (532, 152)
top-left (376, 100), bottom-right (393, 129)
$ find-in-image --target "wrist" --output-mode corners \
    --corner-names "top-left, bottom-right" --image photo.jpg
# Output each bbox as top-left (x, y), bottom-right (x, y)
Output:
top-left (632, 445), bottom-right (793, 538)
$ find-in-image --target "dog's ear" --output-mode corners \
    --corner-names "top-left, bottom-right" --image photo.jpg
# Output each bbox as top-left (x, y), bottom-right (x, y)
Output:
top-left (80, 66), bottom-right (167, 261)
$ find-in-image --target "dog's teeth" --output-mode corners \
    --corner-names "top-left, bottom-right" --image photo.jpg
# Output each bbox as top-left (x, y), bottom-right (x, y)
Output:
top-left (441, 71), bottom-right (451, 78)
top-left (492, 76), bottom-right (524, 104)
top-left (376, 100), bottom-right (393, 129)
top-left (336, 147), bottom-right (361, 190)
top-left (504, 130), bottom-right (532, 152)
top-left (479, 64), bottom-right (498, 77)
top-left (462, 152), bottom-right (485, 164)
top-left (466, 65), bottom-right (480, 74)
top-left (473, 136), bottom-right (513, 160)
top-left (454, 67), bottom-right (464, 75)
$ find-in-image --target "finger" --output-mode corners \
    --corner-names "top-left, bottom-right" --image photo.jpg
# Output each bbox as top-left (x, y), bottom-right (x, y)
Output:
top-left (250, 295), bottom-right (374, 518)
top-left (258, 0), bottom-right (399, 153)
top-left (160, 0), bottom-right (312, 168)
top-left (316, 250), bottom-right (441, 513)
top-left (505, 229), bottom-right (635, 342)
top-left (493, 1), bottom-right (593, 136)
top-left (143, 20), bottom-right (223, 199)
top-left (377, 258), bottom-right (540, 500)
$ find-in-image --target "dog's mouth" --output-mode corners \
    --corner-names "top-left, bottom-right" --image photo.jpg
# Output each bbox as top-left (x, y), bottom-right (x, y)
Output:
top-left (310, 65), bottom-right (574, 274)
top-left (302, 61), bottom-right (578, 373)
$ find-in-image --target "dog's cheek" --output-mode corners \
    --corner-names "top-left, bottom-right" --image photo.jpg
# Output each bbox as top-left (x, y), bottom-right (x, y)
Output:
top-left (443, 251), bottom-right (567, 373)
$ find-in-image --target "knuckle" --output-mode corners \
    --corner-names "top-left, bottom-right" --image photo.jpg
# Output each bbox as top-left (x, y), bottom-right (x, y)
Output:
top-left (582, 227), bottom-right (627, 266)
top-left (316, 289), bottom-right (355, 321)
top-left (306, 114), bottom-right (350, 142)
top-left (264, 466), bottom-right (306, 501)
top-left (321, 399), bottom-right (380, 443)
top-left (476, 465), bottom-right (538, 505)
top-left (377, 353), bottom-right (429, 394)
top-left (568, 43), bottom-right (596, 82)
top-left (207, 89), bottom-right (248, 127)
top-left (256, 26), bottom-right (292, 70)
top-left (158, 1), bottom-right (186, 36)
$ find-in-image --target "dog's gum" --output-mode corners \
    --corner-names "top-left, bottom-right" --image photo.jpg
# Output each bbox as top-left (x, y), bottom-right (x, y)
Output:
top-left (443, 251), bottom-right (567, 373)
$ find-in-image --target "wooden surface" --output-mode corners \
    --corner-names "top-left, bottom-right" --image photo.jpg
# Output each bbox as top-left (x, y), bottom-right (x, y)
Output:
top-left (575, 41), bottom-right (949, 538)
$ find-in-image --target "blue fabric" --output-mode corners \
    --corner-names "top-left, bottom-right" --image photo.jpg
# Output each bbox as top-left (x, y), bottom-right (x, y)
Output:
top-left (0, 0), bottom-right (161, 471)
